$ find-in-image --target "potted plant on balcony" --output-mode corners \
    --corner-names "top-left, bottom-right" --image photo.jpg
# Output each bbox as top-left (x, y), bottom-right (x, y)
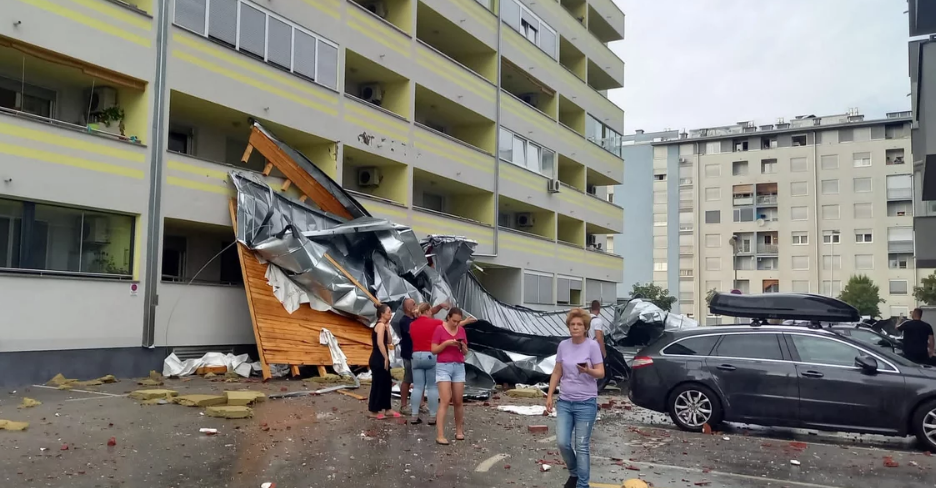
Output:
top-left (88, 106), bottom-right (126, 137)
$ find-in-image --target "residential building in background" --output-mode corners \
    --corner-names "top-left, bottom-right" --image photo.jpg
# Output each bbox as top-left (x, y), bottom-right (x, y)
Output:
top-left (0, 0), bottom-right (625, 381)
top-left (910, 1), bottom-right (936, 268)
top-left (644, 111), bottom-right (922, 321)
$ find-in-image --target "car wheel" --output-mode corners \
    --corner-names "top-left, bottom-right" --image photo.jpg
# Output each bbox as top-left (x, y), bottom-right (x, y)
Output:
top-left (667, 383), bottom-right (723, 432)
top-left (912, 399), bottom-right (936, 451)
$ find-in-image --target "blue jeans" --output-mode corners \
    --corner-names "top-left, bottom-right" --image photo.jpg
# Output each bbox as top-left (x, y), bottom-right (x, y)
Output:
top-left (556, 398), bottom-right (598, 488)
top-left (411, 352), bottom-right (439, 417)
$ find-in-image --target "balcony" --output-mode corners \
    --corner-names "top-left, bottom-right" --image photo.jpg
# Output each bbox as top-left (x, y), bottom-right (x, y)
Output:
top-left (413, 124), bottom-right (494, 191)
top-left (413, 167), bottom-right (494, 224)
top-left (416, 2), bottom-right (496, 82)
top-left (559, 35), bottom-right (587, 82)
top-left (558, 214), bottom-right (585, 247)
top-left (415, 84), bottom-right (495, 154)
top-left (733, 195), bottom-right (754, 206)
top-left (502, 59), bottom-right (557, 120)
top-left (756, 195), bottom-right (778, 206)
top-left (756, 257), bottom-right (779, 271)
top-left (349, 0), bottom-right (414, 34)
top-left (559, 95), bottom-right (586, 135)
top-left (499, 195), bottom-right (555, 242)
top-left (411, 206), bottom-right (495, 255)
top-left (558, 154), bottom-right (586, 191)
top-left (560, 0), bottom-right (587, 25)
top-left (587, 1), bottom-right (626, 43)
top-left (344, 50), bottom-right (411, 121)
top-left (342, 147), bottom-right (408, 206)
top-left (888, 240), bottom-right (914, 253)
top-left (498, 228), bottom-right (622, 281)
top-left (886, 149), bottom-right (906, 166)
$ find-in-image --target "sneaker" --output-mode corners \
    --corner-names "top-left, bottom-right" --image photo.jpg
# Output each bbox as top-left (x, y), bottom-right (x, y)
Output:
top-left (563, 476), bottom-right (578, 488)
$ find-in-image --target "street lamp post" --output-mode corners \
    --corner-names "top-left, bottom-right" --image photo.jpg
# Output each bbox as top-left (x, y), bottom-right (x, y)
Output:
top-left (827, 230), bottom-right (840, 297)
top-left (728, 235), bottom-right (739, 291)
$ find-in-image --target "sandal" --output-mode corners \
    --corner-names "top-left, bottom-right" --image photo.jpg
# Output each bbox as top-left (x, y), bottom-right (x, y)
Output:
top-left (374, 413), bottom-right (386, 420)
top-left (390, 411), bottom-right (402, 418)
top-left (455, 434), bottom-right (465, 441)
top-left (410, 418), bottom-right (423, 425)
top-left (436, 438), bottom-right (450, 445)
top-left (428, 420), bottom-right (436, 426)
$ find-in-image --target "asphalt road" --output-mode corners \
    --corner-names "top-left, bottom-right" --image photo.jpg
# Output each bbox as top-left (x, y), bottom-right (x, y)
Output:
top-left (1, 377), bottom-right (934, 487)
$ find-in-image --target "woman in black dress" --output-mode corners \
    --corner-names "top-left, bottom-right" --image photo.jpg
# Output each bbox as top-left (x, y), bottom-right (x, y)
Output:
top-left (368, 303), bottom-right (400, 419)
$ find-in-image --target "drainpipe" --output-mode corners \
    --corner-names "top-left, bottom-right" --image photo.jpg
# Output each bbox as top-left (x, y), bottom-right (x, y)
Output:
top-left (811, 130), bottom-right (821, 294)
top-left (141, 0), bottom-right (170, 348)
top-left (474, 1), bottom-right (502, 258)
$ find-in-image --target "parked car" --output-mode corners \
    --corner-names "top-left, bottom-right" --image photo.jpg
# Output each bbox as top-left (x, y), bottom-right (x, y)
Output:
top-left (629, 293), bottom-right (936, 450)
top-left (829, 324), bottom-right (903, 354)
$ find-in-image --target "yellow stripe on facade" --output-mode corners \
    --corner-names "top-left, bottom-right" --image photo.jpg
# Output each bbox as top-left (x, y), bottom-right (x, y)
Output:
top-left (363, 202), bottom-right (408, 219)
top-left (18, 0), bottom-right (150, 47)
top-left (411, 214), bottom-right (494, 242)
top-left (166, 176), bottom-right (233, 196)
top-left (413, 130), bottom-right (494, 167)
top-left (0, 142), bottom-right (144, 178)
top-left (173, 34), bottom-right (338, 105)
top-left (65, 0), bottom-right (152, 30)
top-left (500, 164), bottom-right (544, 191)
top-left (345, 102), bottom-right (411, 135)
top-left (413, 141), bottom-right (493, 173)
top-left (173, 51), bottom-right (338, 116)
top-left (415, 54), bottom-right (495, 102)
top-left (347, 21), bottom-right (411, 57)
top-left (343, 113), bottom-right (411, 142)
top-left (301, 0), bottom-right (340, 19)
top-left (453, 0), bottom-right (496, 31)
top-left (167, 160), bottom-right (229, 180)
top-left (0, 122), bottom-right (145, 163)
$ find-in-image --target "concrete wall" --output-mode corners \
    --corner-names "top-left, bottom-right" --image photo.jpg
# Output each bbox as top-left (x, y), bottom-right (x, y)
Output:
top-left (616, 143), bottom-right (653, 296)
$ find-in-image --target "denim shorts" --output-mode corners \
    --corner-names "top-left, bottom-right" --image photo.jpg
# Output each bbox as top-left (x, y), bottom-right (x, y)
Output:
top-left (436, 362), bottom-right (466, 383)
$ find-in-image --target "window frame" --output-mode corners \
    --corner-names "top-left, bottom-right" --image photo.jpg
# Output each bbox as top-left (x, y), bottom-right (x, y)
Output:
top-left (791, 232), bottom-right (809, 246)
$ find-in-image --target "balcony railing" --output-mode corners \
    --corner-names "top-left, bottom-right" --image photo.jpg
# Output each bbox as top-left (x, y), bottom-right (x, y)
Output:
top-left (679, 246), bottom-right (694, 254)
top-left (887, 188), bottom-right (913, 201)
top-left (888, 241), bottom-right (914, 253)
top-left (733, 196), bottom-right (754, 206)
top-left (757, 244), bottom-right (779, 254)
top-left (679, 201), bottom-right (693, 210)
top-left (756, 195), bottom-right (778, 206)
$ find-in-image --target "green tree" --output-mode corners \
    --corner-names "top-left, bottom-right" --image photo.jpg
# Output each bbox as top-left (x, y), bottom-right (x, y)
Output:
top-left (914, 272), bottom-right (936, 305)
top-left (705, 288), bottom-right (718, 307)
top-left (838, 275), bottom-right (885, 318)
top-left (631, 282), bottom-right (677, 311)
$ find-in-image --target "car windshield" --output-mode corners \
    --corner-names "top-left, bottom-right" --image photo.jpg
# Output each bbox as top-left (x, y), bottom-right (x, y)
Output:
top-left (835, 334), bottom-right (917, 368)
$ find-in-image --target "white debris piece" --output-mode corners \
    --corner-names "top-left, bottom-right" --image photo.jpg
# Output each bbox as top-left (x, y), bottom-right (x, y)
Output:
top-left (540, 464), bottom-right (551, 472)
top-left (162, 352), bottom-right (256, 378)
top-left (199, 428), bottom-right (218, 435)
top-left (790, 460), bottom-right (801, 466)
top-left (496, 405), bottom-right (557, 417)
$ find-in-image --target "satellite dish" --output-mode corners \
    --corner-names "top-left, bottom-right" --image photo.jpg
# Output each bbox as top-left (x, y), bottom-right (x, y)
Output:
top-left (756, 218), bottom-right (766, 227)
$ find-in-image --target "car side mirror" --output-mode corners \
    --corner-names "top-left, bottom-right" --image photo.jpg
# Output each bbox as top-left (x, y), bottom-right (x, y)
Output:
top-left (855, 356), bottom-right (878, 374)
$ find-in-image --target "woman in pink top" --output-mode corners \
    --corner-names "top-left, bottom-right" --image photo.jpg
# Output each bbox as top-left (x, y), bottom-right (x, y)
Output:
top-left (430, 307), bottom-right (468, 445)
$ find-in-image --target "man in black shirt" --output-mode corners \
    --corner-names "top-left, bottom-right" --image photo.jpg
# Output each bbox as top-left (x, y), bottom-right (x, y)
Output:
top-left (898, 308), bottom-right (934, 365)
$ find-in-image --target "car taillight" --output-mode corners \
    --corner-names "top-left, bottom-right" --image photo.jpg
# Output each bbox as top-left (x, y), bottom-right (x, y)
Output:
top-left (632, 356), bottom-right (654, 369)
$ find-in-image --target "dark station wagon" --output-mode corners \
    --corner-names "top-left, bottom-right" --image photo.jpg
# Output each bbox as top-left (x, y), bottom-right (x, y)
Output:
top-left (628, 293), bottom-right (936, 450)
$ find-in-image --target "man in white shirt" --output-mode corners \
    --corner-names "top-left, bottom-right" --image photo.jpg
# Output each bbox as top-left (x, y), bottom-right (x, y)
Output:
top-left (587, 300), bottom-right (607, 358)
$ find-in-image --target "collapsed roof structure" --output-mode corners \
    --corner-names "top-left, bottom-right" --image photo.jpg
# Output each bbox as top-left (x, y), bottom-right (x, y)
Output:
top-left (231, 121), bottom-right (692, 386)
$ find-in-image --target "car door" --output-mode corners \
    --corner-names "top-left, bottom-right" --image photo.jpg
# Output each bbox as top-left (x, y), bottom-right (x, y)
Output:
top-left (786, 333), bottom-right (907, 434)
top-left (704, 333), bottom-right (799, 424)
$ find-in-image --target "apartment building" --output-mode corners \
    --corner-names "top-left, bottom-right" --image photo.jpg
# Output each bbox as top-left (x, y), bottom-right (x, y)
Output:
top-left (910, 2), bottom-right (936, 268)
top-left (0, 0), bottom-right (626, 383)
top-left (643, 111), bottom-right (922, 321)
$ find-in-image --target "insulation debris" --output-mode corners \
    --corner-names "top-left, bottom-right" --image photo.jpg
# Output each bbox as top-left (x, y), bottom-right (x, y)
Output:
top-left (137, 379), bottom-right (163, 387)
top-left (304, 374), bottom-right (344, 385)
top-left (224, 391), bottom-right (267, 406)
top-left (46, 374), bottom-right (76, 386)
top-left (129, 389), bottom-right (179, 401)
top-left (173, 395), bottom-right (228, 407)
top-left (18, 398), bottom-right (41, 409)
top-left (505, 388), bottom-right (544, 399)
top-left (163, 352), bottom-right (255, 378)
top-left (0, 420), bottom-right (29, 431)
top-left (206, 406), bottom-right (253, 419)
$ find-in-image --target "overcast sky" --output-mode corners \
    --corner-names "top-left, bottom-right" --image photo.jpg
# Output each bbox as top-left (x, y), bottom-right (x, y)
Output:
top-left (608, 0), bottom-right (911, 134)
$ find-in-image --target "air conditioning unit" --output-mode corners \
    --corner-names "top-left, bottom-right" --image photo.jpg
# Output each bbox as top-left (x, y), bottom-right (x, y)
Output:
top-left (84, 217), bottom-right (110, 243)
top-left (519, 92), bottom-right (538, 106)
top-left (361, 1), bottom-right (387, 18)
top-left (359, 83), bottom-right (384, 105)
top-left (357, 167), bottom-right (381, 187)
top-left (515, 213), bottom-right (534, 228)
top-left (547, 179), bottom-right (560, 193)
top-left (679, 157), bottom-right (689, 163)
top-left (85, 86), bottom-right (118, 113)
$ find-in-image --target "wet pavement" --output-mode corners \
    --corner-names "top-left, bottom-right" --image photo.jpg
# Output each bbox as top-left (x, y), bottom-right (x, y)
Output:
top-left (1, 377), bottom-right (935, 487)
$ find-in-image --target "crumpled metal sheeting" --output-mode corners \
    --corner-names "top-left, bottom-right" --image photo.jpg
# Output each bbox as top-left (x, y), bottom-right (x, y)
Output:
top-left (421, 235), bottom-right (477, 285)
top-left (606, 298), bottom-right (699, 347)
top-left (251, 121), bottom-right (370, 220)
top-left (371, 252), bottom-right (423, 305)
top-left (453, 272), bottom-right (615, 337)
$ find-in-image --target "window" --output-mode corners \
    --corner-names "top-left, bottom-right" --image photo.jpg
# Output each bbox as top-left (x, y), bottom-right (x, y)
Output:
top-left (791, 206), bottom-right (808, 221)
top-left (173, 0), bottom-right (340, 90)
top-left (732, 161), bottom-right (748, 176)
top-left (822, 255), bottom-right (842, 270)
top-left (654, 259), bottom-right (668, 271)
top-left (663, 336), bottom-right (719, 356)
top-left (890, 254), bottom-right (912, 269)
top-left (705, 164), bottom-right (721, 178)
top-left (791, 256), bottom-right (809, 270)
top-left (705, 210), bottom-right (720, 224)
top-left (853, 152), bottom-right (872, 167)
top-left (0, 77), bottom-right (54, 118)
top-left (0, 197), bottom-right (134, 277)
top-left (161, 235), bottom-right (186, 280)
top-left (761, 159), bottom-right (777, 174)
top-left (679, 211), bottom-right (693, 231)
top-left (653, 146), bottom-right (668, 159)
top-left (792, 134), bottom-right (808, 146)
top-left (855, 254), bottom-right (874, 270)
top-left (654, 174), bottom-right (666, 181)
top-left (705, 234), bottom-right (720, 248)
top-left (706, 141), bottom-right (721, 155)
top-left (889, 280), bottom-right (908, 295)
top-left (839, 128), bottom-right (854, 143)
top-left (822, 231), bottom-right (841, 243)
top-left (523, 271), bottom-right (553, 305)
top-left (704, 187), bottom-right (721, 201)
top-left (853, 203), bottom-right (873, 219)
top-left (167, 126), bottom-right (193, 154)
top-left (705, 257), bottom-right (721, 271)
top-left (790, 157), bottom-right (808, 172)
top-left (555, 276), bottom-right (582, 305)
top-left (820, 179), bottom-right (839, 195)
top-left (654, 235), bottom-right (667, 249)
top-left (855, 230), bottom-right (873, 243)
top-left (733, 207), bottom-right (754, 222)
top-left (499, 128), bottom-right (555, 177)
top-left (653, 214), bottom-right (666, 226)
top-left (503, 0), bottom-right (557, 59)
top-left (790, 181), bottom-right (808, 196)
top-left (790, 335), bottom-right (864, 368)
top-left (821, 280), bottom-right (843, 296)
top-left (713, 334), bottom-right (783, 360)
top-left (820, 154), bottom-right (838, 170)
top-left (853, 177), bottom-right (872, 193)
top-left (821, 205), bottom-right (840, 220)
top-left (791, 232), bottom-right (808, 245)
top-left (792, 280), bottom-right (810, 293)
top-left (422, 192), bottom-right (445, 212)
top-left (886, 174), bottom-right (913, 200)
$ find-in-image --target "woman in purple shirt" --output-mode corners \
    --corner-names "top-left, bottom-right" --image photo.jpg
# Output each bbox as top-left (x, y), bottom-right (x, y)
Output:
top-left (546, 308), bottom-right (605, 488)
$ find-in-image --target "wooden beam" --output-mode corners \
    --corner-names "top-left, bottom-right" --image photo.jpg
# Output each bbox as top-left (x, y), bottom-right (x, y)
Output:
top-left (324, 252), bottom-right (380, 305)
top-left (317, 365), bottom-right (328, 377)
top-left (241, 144), bottom-right (254, 164)
top-left (299, 195), bottom-right (308, 203)
top-left (337, 389), bottom-right (366, 401)
top-left (282, 179), bottom-right (292, 191)
top-left (290, 365), bottom-right (301, 377)
top-left (262, 163), bottom-right (273, 176)
top-left (228, 199), bottom-right (272, 381)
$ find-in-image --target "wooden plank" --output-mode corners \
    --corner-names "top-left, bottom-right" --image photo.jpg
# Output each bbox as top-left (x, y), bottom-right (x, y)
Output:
top-left (323, 252), bottom-right (380, 305)
top-left (337, 389), bottom-right (366, 401)
top-left (282, 179), bottom-right (292, 191)
top-left (229, 199), bottom-right (272, 381)
top-left (262, 162), bottom-right (273, 176)
top-left (241, 144), bottom-right (254, 164)
top-left (317, 366), bottom-right (328, 377)
top-left (290, 365), bottom-right (300, 377)
top-left (299, 195), bottom-right (308, 203)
